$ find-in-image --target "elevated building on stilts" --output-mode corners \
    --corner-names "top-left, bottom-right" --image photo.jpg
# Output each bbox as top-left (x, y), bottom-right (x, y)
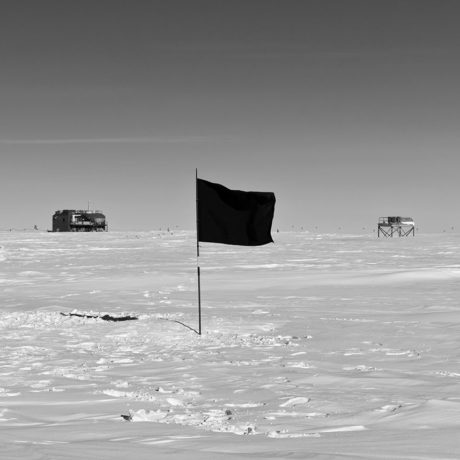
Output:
top-left (378, 216), bottom-right (415, 237)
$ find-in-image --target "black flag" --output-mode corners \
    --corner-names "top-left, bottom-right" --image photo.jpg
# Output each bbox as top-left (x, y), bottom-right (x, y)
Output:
top-left (197, 178), bottom-right (276, 246)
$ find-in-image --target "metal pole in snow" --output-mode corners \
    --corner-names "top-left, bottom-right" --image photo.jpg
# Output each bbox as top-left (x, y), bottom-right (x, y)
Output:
top-left (196, 168), bottom-right (202, 335)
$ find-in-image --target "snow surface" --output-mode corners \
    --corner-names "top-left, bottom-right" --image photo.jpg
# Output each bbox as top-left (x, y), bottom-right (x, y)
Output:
top-left (1, 230), bottom-right (460, 459)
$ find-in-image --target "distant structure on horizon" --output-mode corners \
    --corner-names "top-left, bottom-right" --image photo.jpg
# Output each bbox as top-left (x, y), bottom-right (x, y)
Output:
top-left (52, 210), bottom-right (108, 232)
top-left (378, 216), bottom-right (415, 237)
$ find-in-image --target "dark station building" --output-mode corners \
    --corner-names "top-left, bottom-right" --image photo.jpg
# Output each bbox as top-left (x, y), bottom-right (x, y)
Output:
top-left (52, 210), bottom-right (108, 232)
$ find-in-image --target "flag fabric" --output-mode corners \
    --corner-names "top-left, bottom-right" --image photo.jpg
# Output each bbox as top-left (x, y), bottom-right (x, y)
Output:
top-left (197, 178), bottom-right (276, 246)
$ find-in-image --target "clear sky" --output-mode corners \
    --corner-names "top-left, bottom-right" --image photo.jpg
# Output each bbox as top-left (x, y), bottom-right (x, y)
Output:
top-left (1, 0), bottom-right (460, 232)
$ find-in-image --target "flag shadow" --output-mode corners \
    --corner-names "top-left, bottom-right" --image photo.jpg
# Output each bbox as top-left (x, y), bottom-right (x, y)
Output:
top-left (159, 317), bottom-right (200, 335)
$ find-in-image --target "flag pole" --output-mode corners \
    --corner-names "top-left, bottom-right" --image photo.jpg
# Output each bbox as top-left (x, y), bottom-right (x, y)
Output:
top-left (196, 168), bottom-right (202, 335)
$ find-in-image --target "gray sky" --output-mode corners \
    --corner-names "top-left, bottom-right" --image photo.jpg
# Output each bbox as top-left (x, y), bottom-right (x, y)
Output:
top-left (1, 0), bottom-right (460, 232)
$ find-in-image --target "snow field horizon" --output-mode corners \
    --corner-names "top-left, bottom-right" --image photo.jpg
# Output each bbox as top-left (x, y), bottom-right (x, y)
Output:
top-left (1, 231), bottom-right (460, 459)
